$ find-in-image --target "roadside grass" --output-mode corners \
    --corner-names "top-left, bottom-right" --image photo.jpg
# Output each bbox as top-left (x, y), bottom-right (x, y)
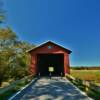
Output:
top-left (70, 70), bottom-right (100, 84)
top-left (70, 69), bottom-right (100, 100)
top-left (0, 89), bottom-right (18, 100)
top-left (0, 78), bottom-right (30, 100)
top-left (87, 89), bottom-right (100, 100)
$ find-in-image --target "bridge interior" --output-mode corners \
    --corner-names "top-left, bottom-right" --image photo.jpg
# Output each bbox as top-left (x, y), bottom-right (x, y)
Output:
top-left (37, 54), bottom-right (64, 76)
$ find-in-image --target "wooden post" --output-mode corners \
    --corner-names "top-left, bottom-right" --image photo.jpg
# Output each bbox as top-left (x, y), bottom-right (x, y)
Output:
top-left (83, 81), bottom-right (90, 92)
top-left (61, 72), bottom-right (63, 79)
top-left (49, 72), bottom-right (51, 79)
top-left (38, 72), bottom-right (40, 78)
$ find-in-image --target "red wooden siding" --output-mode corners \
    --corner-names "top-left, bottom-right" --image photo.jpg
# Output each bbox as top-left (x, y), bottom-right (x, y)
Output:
top-left (28, 41), bottom-right (72, 76)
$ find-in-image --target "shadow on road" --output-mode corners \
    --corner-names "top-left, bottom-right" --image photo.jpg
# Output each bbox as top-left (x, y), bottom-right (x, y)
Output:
top-left (10, 77), bottom-right (92, 100)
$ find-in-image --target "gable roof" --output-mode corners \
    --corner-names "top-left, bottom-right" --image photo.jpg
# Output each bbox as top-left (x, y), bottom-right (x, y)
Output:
top-left (27, 41), bottom-right (72, 54)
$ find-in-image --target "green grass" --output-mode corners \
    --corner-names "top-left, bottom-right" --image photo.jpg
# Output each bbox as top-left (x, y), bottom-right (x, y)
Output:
top-left (70, 70), bottom-right (100, 84)
top-left (70, 69), bottom-right (100, 100)
top-left (0, 79), bottom-right (30, 100)
top-left (87, 89), bottom-right (100, 100)
top-left (0, 89), bottom-right (17, 100)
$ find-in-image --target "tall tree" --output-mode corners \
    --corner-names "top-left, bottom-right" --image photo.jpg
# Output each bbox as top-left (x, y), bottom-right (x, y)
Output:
top-left (0, 0), bottom-right (5, 23)
top-left (0, 27), bottom-right (35, 85)
top-left (0, 27), bottom-right (17, 85)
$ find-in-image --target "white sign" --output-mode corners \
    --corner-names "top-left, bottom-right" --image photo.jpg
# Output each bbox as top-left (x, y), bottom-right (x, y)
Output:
top-left (49, 67), bottom-right (54, 72)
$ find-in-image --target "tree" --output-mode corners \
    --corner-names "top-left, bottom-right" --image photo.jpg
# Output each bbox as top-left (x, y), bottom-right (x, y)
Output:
top-left (0, 0), bottom-right (35, 85)
top-left (0, 27), bottom-right (17, 85)
top-left (0, 53), bottom-right (9, 85)
top-left (0, 0), bottom-right (6, 23)
top-left (0, 27), bottom-right (35, 85)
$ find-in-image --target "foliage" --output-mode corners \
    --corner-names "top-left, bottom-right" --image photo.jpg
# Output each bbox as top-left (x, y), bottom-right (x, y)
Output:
top-left (0, 0), bottom-right (6, 23)
top-left (87, 89), bottom-right (100, 100)
top-left (0, 53), bottom-right (10, 85)
top-left (0, 76), bottom-right (33, 100)
top-left (0, 89), bottom-right (16, 100)
top-left (0, 27), bottom-right (35, 86)
top-left (71, 67), bottom-right (100, 70)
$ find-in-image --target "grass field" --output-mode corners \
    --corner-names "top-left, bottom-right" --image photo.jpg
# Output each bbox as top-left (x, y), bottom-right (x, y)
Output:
top-left (70, 70), bottom-right (100, 84)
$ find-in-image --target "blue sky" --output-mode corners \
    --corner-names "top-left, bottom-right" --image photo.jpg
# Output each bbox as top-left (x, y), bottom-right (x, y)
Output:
top-left (4, 0), bottom-right (100, 66)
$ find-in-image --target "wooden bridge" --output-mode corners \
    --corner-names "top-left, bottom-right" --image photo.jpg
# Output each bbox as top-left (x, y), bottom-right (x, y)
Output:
top-left (8, 77), bottom-right (93, 100)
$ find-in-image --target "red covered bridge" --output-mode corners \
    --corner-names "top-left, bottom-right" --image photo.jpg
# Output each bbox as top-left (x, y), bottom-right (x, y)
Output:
top-left (28, 41), bottom-right (72, 76)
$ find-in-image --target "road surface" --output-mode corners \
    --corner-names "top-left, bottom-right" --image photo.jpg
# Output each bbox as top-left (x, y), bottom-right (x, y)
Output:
top-left (10, 77), bottom-right (93, 100)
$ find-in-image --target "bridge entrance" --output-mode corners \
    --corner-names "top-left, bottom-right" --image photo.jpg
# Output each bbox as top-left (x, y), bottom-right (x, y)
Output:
top-left (37, 54), bottom-right (64, 76)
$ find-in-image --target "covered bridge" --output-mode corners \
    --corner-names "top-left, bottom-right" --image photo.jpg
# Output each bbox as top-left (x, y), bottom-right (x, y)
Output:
top-left (28, 41), bottom-right (72, 76)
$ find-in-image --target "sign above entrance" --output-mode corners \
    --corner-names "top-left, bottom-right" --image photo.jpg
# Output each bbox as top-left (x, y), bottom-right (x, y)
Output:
top-left (49, 67), bottom-right (54, 72)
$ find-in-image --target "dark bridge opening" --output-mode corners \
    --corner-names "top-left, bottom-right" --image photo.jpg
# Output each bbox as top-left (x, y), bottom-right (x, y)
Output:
top-left (37, 54), bottom-right (64, 76)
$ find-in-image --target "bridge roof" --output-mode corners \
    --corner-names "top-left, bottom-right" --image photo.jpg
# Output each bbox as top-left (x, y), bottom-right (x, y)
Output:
top-left (27, 41), bottom-right (72, 54)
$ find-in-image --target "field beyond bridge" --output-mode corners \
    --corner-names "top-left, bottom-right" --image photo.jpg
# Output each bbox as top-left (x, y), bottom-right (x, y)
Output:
top-left (71, 69), bottom-right (100, 85)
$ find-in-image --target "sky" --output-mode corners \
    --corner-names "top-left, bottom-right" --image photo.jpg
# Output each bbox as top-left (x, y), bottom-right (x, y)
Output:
top-left (3, 0), bottom-right (100, 66)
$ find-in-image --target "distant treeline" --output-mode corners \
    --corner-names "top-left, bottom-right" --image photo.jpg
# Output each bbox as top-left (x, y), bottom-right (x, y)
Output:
top-left (71, 67), bottom-right (100, 70)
